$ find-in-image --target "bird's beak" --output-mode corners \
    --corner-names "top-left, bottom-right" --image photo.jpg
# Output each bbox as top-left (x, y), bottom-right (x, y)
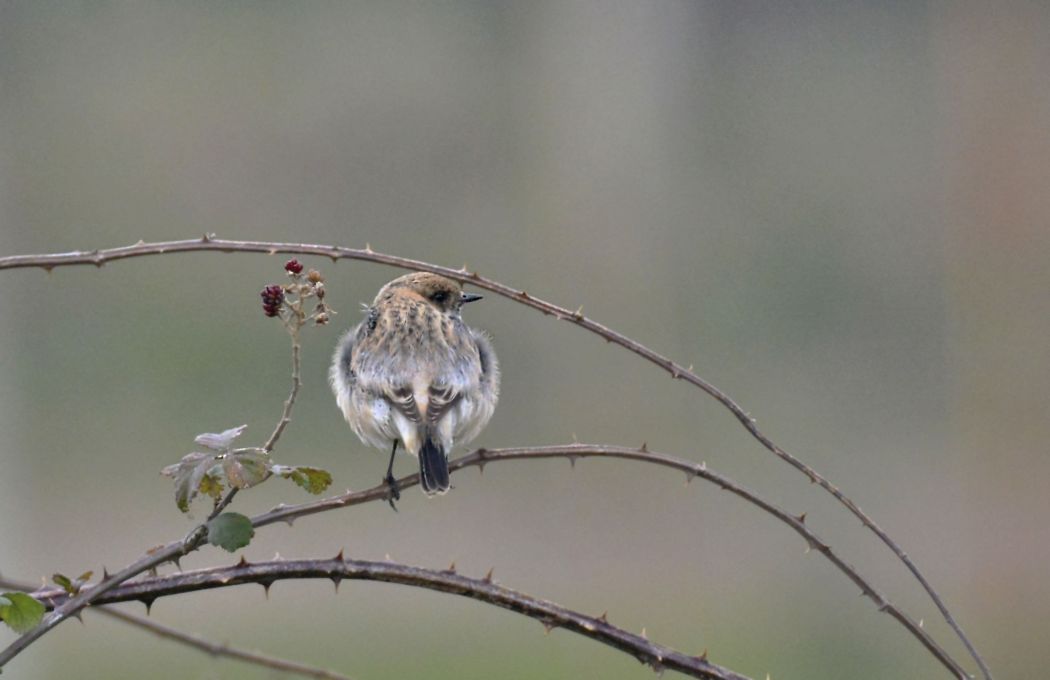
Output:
top-left (460, 292), bottom-right (484, 304)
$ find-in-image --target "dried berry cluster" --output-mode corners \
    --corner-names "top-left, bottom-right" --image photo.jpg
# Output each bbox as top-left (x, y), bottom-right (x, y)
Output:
top-left (259, 259), bottom-right (334, 326)
top-left (260, 284), bottom-right (284, 317)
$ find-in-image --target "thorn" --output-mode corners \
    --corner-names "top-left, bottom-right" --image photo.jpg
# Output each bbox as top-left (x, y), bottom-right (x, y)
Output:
top-left (237, 555), bottom-right (250, 568)
top-left (919, 618), bottom-right (924, 628)
top-left (639, 442), bottom-right (648, 453)
top-left (482, 567), bottom-right (494, 583)
top-left (364, 243), bottom-right (373, 253)
top-left (460, 263), bottom-right (469, 272)
top-left (384, 553), bottom-right (392, 562)
top-left (331, 575), bottom-right (343, 593)
top-left (698, 649), bottom-right (708, 662)
top-left (597, 611), bottom-right (608, 623)
top-left (684, 471), bottom-right (695, 485)
top-left (201, 233), bottom-right (211, 242)
top-left (445, 561), bottom-right (457, 574)
top-left (477, 460), bottom-right (486, 476)
top-left (272, 552), bottom-right (283, 561)
top-left (574, 305), bottom-right (584, 319)
top-left (520, 291), bottom-right (530, 299)
top-left (542, 622), bottom-right (555, 635)
top-left (700, 461), bottom-right (707, 471)
top-left (142, 598), bottom-right (155, 615)
top-left (102, 567), bottom-right (111, 580)
top-left (640, 627), bottom-right (647, 639)
top-left (571, 432), bottom-right (578, 443)
top-left (670, 368), bottom-right (680, 379)
top-left (567, 454), bottom-right (577, 469)
top-left (135, 239), bottom-right (146, 246)
top-left (284, 517), bottom-right (295, 527)
top-left (687, 364), bottom-right (694, 372)
top-left (334, 549), bottom-right (345, 562)
top-left (43, 265), bottom-right (54, 274)
top-left (72, 610), bottom-right (84, 623)
top-left (797, 512), bottom-right (807, 524)
top-left (260, 580), bottom-right (274, 598)
top-left (170, 556), bottom-right (182, 571)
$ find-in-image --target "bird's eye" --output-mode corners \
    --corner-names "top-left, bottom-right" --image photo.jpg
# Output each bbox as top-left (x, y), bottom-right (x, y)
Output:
top-left (430, 291), bottom-right (449, 304)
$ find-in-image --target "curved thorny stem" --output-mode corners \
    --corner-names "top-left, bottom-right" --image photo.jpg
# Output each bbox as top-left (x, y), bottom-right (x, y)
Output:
top-left (0, 239), bottom-right (988, 679)
top-left (28, 557), bottom-right (751, 680)
top-left (0, 577), bottom-right (352, 680)
top-left (0, 443), bottom-right (971, 678)
top-left (251, 444), bottom-right (972, 679)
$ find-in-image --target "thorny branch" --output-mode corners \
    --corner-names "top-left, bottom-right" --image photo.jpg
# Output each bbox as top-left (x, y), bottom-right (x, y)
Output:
top-left (27, 558), bottom-right (752, 680)
top-left (0, 578), bottom-right (352, 680)
top-left (0, 239), bottom-right (987, 678)
top-left (250, 444), bottom-right (972, 679)
top-left (0, 256), bottom-right (319, 670)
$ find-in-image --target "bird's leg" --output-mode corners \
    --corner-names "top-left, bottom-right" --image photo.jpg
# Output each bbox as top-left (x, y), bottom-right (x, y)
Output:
top-left (384, 441), bottom-right (401, 511)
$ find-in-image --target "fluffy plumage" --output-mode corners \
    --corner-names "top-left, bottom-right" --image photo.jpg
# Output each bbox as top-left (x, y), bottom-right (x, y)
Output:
top-left (330, 272), bottom-right (499, 497)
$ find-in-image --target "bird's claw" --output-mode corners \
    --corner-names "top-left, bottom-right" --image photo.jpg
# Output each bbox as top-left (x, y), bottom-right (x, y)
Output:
top-left (384, 473), bottom-right (401, 512)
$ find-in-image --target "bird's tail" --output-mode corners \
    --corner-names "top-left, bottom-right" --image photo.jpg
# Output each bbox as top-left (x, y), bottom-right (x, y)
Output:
top-left (419, 437), bottom-right (450, 495)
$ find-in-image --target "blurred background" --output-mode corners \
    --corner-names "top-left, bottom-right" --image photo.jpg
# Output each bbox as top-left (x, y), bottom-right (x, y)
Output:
top-left (1, 2), bottom-right (1048, 679)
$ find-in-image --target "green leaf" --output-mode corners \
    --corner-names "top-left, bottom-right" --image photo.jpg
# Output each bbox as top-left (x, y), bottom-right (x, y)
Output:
top-left (163, 451), bottom-right (220, 512)
top-left (52, 574), bottom-right (74, 594)
top-left (223, 451), bottom-right (271, 489)
top-left (207, 512), bottom-right (255, 552)
top-left (272, 465), bottom-right (333, 495)
top-left (0, 592), bottom-right (45, 634)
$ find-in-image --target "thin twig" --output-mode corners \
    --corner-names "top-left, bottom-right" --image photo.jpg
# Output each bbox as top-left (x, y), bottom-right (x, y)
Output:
top-left (264, 329), bottom-right (302, 452)
top-left (94, 607), bottom-right (353, 680)
top-left (0, 239), bottom-right (989, 679)
top-left (29, 558), bottom-right (751, 680)
top-left (0, 577), bottom-right (352, 680)
top-left (0, 538), bottom-right (196, 669)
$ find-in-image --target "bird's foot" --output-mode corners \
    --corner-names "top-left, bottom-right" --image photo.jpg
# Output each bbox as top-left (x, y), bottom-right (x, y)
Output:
top-left (384, 473), bottom-right (401, 512)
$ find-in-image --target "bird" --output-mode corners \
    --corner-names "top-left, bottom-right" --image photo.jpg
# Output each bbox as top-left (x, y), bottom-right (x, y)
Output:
top-left (329, 272), bottom-right (499, 505)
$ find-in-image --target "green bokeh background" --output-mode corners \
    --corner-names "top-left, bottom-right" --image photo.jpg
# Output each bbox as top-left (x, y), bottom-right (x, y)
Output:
top-left (1, 3), bottom-right (1048, 679)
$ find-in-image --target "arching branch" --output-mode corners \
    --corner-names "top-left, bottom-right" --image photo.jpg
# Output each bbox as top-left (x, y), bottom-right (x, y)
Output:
top-left (0, 575), bottom-right (352, 680)
top-left (30, 557), bottom-right (751, 680)
top-left (251, 444), bottom-right (971, 679)
top-left (0, 239), bottom-right (987, 678)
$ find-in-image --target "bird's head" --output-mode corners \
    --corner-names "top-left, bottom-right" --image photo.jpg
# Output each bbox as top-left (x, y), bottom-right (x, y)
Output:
top-left (378, 272), bottom-right (483, 314)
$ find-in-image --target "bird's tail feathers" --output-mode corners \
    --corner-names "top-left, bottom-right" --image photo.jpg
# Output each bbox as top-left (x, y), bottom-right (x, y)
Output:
top-left (419, 437), bottom-right (450, 495)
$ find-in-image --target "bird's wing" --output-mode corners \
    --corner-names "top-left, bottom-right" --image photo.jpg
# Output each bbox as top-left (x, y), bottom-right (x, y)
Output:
top-left (330, 321), bottom-right (366, 407)
top-left (384, 383), bottom-right (463, 426)
top-left (426, 384), bottom-right (463, 425)
top-left (385, 385), bottom-right (424, 424)
top-left (471, 329), bottom-right (500, 401)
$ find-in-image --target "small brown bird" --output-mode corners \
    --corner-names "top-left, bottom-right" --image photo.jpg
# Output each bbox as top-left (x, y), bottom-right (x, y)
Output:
top-left (330, 272), bottom-right (499, 503)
